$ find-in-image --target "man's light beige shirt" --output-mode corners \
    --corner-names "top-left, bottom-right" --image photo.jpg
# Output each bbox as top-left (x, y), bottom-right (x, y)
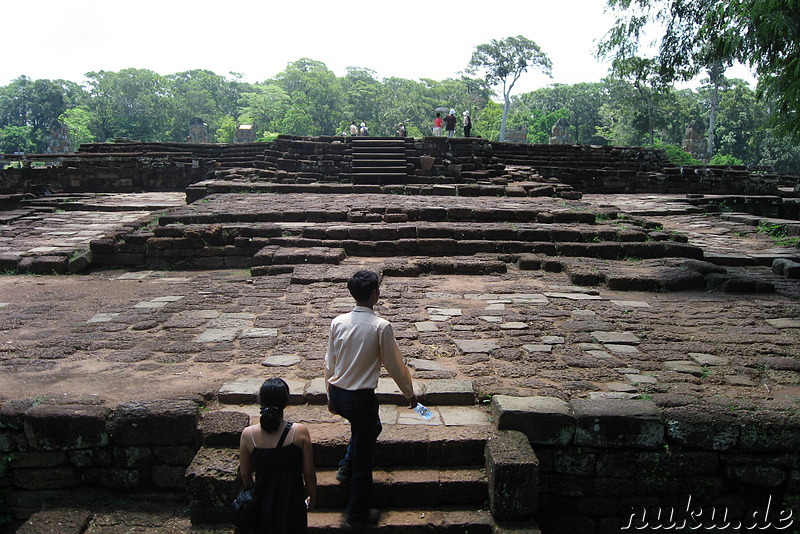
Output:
top-left (325, 306), bottom-right (414, 398)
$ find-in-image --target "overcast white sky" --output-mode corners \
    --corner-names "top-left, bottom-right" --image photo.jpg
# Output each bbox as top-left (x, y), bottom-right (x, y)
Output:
top-left (3, 0), bottom-right (754, 93)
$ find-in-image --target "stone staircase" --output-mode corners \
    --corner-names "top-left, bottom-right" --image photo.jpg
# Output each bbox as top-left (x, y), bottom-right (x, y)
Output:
top-left (348, 138), bottom-right (414, 185)
top-left (184, 378), bottom-right (528, 533)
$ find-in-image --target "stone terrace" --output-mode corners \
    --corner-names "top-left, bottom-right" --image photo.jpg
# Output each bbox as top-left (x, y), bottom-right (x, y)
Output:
top-left (2, 137), bottom-right (800, 532)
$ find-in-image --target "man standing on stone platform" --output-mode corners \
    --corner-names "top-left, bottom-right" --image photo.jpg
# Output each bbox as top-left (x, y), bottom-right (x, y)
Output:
top-left (444, 109), bottom-right (457, 138)
top-left (324, 269), bottom-right (420, 531)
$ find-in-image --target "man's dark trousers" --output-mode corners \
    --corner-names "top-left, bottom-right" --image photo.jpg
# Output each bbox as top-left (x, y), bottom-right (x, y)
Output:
top-left (329, 385), bottom-right (383, 522)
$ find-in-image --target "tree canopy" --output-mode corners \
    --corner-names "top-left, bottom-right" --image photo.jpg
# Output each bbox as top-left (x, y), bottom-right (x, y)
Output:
top-left (467, 35), bottom-right (553, 142)
top-left (1, 49), bottom-right (800, 174)
top-left (598, 0), bottom-right (800, 141)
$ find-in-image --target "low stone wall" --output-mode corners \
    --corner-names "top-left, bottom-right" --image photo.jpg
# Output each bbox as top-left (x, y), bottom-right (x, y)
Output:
top-left (489, 396), bottom-right (800, 534)
top-left (2, 138), bottom-right (790, 197)
top-left (0, 153), bottom-right (210, 195)
top-left (0, 399), bottom-right (201, 521)
top-left (490, 142), bottom-right (783, 196)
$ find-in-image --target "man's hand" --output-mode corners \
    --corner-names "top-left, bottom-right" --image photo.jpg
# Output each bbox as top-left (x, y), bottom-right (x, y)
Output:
top-left (406, 394), bottom-right (419, 409)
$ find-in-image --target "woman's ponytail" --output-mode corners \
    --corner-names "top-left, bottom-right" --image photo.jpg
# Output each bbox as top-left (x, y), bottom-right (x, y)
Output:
top-left (257, 378), bottom-right (290, 433)
top-left (260, 405), bottom-right (283, 433)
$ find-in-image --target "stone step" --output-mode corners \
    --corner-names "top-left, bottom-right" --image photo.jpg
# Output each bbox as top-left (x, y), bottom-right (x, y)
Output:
top-left (252, 246), bottom-right (346, 266)
top-left (352, 174), bottom-right (411, 185)
top-left (187, 402), bottom-right (494, 526)
top-left (351, 166), bottom-right (410, 173)
top-left (308, 508), bottom-right (497, 533)
top-left (216, 377), bottom-right (478, 407)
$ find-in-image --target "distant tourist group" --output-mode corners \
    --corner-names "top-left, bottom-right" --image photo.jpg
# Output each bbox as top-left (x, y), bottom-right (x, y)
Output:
top-left (433, 108), bottom-right (471, 138)
top-left (345, 108), bottom-right (473, 138)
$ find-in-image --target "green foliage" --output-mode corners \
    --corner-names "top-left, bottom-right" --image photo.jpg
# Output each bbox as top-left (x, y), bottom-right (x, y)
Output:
top-left (59, 106), bottom-right (96, 148)
top-left (656, 142), bottom-right (701, 165)
top-left (598, 0), bottom-right (800, 142)
top-left (0, 125), bottom-right (35, 153)
top-left (709, 153), bottom-right (744, 166)
top-left (527, 108), bottom-right (570, 144)
top-left (85, 68), bottom-right (173, 141)
top-left (757, 221), bottom-right (800, 247)
top-left (215, 116), bottom-right (237, 143)
top-left (237, 84), bottom-right (289, 138)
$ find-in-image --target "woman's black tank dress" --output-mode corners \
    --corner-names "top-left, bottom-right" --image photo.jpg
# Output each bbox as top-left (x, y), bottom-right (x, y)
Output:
top-left (251, 423), bottom-right (307, 533)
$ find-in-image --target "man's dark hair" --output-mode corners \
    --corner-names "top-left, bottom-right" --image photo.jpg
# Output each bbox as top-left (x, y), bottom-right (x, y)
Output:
top-left (348, 270), bottom-right (380, 302)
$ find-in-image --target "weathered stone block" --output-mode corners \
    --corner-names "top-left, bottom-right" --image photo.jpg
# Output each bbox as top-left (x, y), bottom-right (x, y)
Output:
top-left (199, 410), bottom-right (250, 447)
top-left (110, 400), bottom-right (199, 446)
top-left (485, 430), bottom-right (538, 521)
top-left (81, 467), bottom-right (142, 488)
top-left (572, 399), bottom-right (664, 449)
top-left (152, 464), bottom-right (188, 489)
top-left (662, 405), bottom-right (739, 450)
top-left (184, 446), bottom-right (239, 499)
top-left (14, 508), bottom-right (92, 534)
top-left (738, 413), bottom-right (800, 452)
top-left (24, 405), bottom-right (110, 451)
top-left (68, 447), bottom-right (113, 468)
top-left (113, 446), bottom-right (154, 468)
top-left (153, 445), bottom-right (197, 466)
top-left (9, 451), bottom-right (68, 469)
top-left (491, 395), bottom-right (575, 445)
top-left (12, 466), bottom-right (81, 490)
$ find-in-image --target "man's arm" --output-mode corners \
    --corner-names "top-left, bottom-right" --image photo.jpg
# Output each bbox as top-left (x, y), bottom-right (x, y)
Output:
top-left (324, 324), bottom-right (336, 414)
top-left (378, 322), bottom-right (418, 408)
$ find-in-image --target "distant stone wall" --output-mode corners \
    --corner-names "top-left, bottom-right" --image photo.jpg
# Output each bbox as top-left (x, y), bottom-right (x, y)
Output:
top-left (490, 142), bottom-right (782, 195)
top-left (0, 399), bottom-right (202, 521)
top-left (490, 396), bottom-right (800, 534)
top-left (0, 153), bottom-right (210, 195)
top-left (1, 138), bottom-right (789, 197)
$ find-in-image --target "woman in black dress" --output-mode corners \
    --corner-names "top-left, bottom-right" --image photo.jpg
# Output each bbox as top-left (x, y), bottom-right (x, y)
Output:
top-left (238, 378), bottom-right (317, 533)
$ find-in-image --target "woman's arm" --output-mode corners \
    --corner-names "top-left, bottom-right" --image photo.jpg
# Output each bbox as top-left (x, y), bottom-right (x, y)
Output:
top-left (238, 426), bottom-right (255, 488)
top-left (295, 423), bottom-right (318, 511)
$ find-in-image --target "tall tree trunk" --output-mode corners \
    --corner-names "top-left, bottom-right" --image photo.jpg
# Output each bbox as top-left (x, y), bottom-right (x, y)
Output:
top-left (707, 62), bottom-right (724, 159)
top-left (499, 92), bottom-right (510, 142)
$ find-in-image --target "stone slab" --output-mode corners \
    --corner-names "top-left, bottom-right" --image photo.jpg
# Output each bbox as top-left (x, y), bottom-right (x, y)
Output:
top-left (591, 331), bottom-right (641, 345)
top-left (240, 328), bottom-right (278, 338)
top-left (766, 318), bottom-right (800, 329)
top-left (491, 395), bottom-right (575, 446)
top-left (689, 353), bottom-right (729, 366)
top-left (87, 313), bottom-right (120, 323)
top-left (421, 379), bottom-right (474, 405)
top-left (407, 358), bottom-right (448, 372)
top-left (261, 354), bottom-right (301, 367)
top-left (455, 339), bottom-right (500, 354)
top-left (627, 374), bottom-right (657, 385)
top-left (664, 361), bottom-right (704, 376)
top-left (133, 300), bottom-right (168, 309)
top-left (610, 300), bottom-right (652, 308)
top-left (414, 321), bottom-right (439, 332)
top-left (438, 406), bottom-right (491, 426)
top-left (605, 344), bottom-right (641, 354)
top-left (427, 307), bottom-right (462, 317)
top-left (522, 344), bottom-right (552, 353)
top-left (195, 328), bottom-right (239, 343)
top-left (545, 292), bottom-right (602, 300)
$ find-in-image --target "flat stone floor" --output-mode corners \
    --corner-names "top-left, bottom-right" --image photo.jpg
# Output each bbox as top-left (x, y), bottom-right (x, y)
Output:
top-left (0, 192), bottom-right (798, 414)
